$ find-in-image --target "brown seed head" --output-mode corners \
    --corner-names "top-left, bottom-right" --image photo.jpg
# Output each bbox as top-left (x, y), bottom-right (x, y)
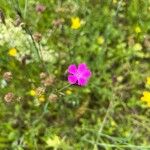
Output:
top-left (144, 35), bottom-right (150, 49)
top-left (36, 4), bottom-right (46, 13)
top-left (4, 92), bottom-right (14, 102)
top-left (48, 93), bottom-right (58, 103)
top-left (3, 72), bottom-right (12, 81)
top-left (52, 18), bottom-right (64, 27)
top-left (33, 32), bottom-right (42, 43)
top-left (40, 72), bottom-right (47, 79)
top-left (36, 87), bottom-right (45, 96)
top-left (42, 75), bottom-right (55, 87)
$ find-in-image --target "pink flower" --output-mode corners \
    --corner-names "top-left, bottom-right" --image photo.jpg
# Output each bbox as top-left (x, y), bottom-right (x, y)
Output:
top-left (68, 63), bottom-right (92, 86)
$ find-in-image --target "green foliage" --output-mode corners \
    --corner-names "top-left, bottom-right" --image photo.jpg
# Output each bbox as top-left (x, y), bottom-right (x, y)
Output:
top-left (0, 0), bottom-right (150, 149)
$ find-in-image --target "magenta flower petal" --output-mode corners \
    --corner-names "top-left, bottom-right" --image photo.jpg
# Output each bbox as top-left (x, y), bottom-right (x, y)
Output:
top-left (67, 63), bottom-right (91, 86)
top-left (78, 63), bottom-right (87, 72)
top-left (68, 64), bottom-right (77, 74)
top-left (68, 75), bottom-right (77, 84)
top-left (78, 77), bottom-right (87, 86)
top-left (83, 69), bottom-right (91, 78)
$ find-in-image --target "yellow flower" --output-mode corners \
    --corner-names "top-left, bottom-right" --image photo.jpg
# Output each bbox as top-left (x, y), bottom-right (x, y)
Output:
top-left (29, 90), bottom-right (36, 96)
top-left (117, 76), bottom-right (123, 82)
top-left (46, 135), bottom-right (62, 148)
top-left (71, 17), bottom-right (81, 29)
top-left (134, 26), bottom-right (141, 33)
top-left (113, 0), bottom-right (117, 4)
top-left (97, 36), bottom-right (104, 45)
top-left (39, 95), bottom-right (45, 102)
top-left (133, 43), bottom-right (142, 51)
top-left (8, 48), bottom-right (17, 57)
top-left (141, 91), bottom-right (150, 107)
top-left (110, 120), bottom-right (117, 127)
top-left (146, 77), bottom-right (150, 85)
top-left (66, 90), bottom-right (72, 95)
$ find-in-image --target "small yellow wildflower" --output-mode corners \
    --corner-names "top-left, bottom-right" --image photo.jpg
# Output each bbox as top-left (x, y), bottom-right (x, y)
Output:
top-left (124, 131), bottom-right (130, 137)
top-left (97, 36), bottom-right (104, 45)
top-left (146, 77), bottom-right (150, 85)
top-left (54, 70), bottom-right (58, 75)
top-left (71, 17), bottom-right (81, 29)
top-left (29, 90), bottom-right (36, 96)
top-left (117, 76), bottom-right (123, 82)
top-left (66, 90), bottom-right (72, 95)
top-left (141, 91), bottom-right (150, 107)
top-left (133, 43), bottom-right (142, 51)
top-left (113, 0), bottom-right (117, 4)
top-left (110, 120), bottom-right (117, 127)
top-left (135, 61), bottom-right (139, 65)
top-left (134, 26), bottom-right (141, 33)
top-left (39, 95), bottom-right (45, 102)
top-left (8, 48), bottom-right (17, 57)
top-left (46, 135), bottom-right (62, 148)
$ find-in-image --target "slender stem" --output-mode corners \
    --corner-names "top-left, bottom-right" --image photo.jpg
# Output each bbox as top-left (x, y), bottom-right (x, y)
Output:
top-left (9, 0), bottom-right (48, 73)
top-left (57, 84), bottom-right (71, 92)
top-left (24, 0), bottom-right (28, 19)
top-left (114, 0), bottom-right (123, 18)
top-left (32, 84), bottom-right (72, 126)
top-left (84, 138), bottom-right (150, 149)
top-left (38, 43), bottom-right (50, 74)
top-left (23, 27), bottom-right (42, 62)
top-left (94, 99), bottom-right (113, 149)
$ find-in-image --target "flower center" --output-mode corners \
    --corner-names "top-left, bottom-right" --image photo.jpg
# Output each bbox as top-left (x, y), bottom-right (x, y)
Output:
top-left (75, 71), bottom-right (82, 78)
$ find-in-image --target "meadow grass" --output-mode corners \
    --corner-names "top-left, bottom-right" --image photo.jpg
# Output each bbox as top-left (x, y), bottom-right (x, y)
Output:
top-left (0, 0), bottom-right (150, 149)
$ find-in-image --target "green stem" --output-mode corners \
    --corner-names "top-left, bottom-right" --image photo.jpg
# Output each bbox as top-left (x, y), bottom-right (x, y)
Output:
top-left (24, 0), bottom-right (28, 19)
top-left (84, 138), bottom-right (150, 149)
top-left (57, 84), bottom-right (71, 92)
top-left (9, 0), bottom-right (48, 73)
top-left (94, 99), bottom-right (113, 150)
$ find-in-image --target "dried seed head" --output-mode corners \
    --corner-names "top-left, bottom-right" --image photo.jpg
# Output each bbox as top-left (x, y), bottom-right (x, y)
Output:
top-left (55, 7), bottom-right (70, 13)
top-left (48, 93), bottom-right (58, 103)
top-left (42, 75), bottom-right (55, 87)
top-left (36, 87), bottom-right (45, 96)
top-left (52, 18), bottom-right (64, 27)
top-left (36, 4), bottom-right (46, 13)
top-left (4, 92), bottom-right (14, 102)
top-left (3, 72), bottom-right (12, 81)
top-left (128, 36), bottom-right (135, 47)
top-left (16, 96), bottom-right (22, 102)
top-left (14, 15), bottom-right (21, 27)
top-left (33, 32), bottom-right (42, 43)
top-left (40, 72), bottom-right (47, 79)
top-left (144, 35), bottom-right (150, 49)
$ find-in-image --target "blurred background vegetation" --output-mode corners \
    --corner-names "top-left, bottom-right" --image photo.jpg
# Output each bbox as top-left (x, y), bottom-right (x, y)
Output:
top-left (0, 0), bottom-right (150, 149)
